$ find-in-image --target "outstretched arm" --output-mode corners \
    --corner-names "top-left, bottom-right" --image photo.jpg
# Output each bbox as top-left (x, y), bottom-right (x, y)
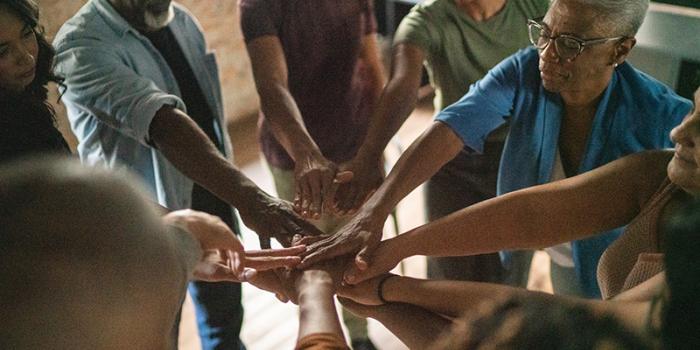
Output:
top-left (246, 35), bottom-right (347, 220)
top-left (343, 150), bottom-right (672, 284)
top-left (295, 270), bottom-right (346, 344)
top-left (162, 209), bottom-right (306, 282)
top-left (340, 297), bottom-right (450, 349)
top-left (299, 121), bottom-right (464, 267)
top-left (333, 43), bottom-right (423, 215)
top-left (340, 273), bottom-right (661, 345)
top-left (150, 107), bottom-right (322, 248)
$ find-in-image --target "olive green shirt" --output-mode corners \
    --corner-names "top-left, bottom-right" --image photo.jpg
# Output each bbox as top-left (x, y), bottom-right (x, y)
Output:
top-left (394, 0), bottom-right (549, 111)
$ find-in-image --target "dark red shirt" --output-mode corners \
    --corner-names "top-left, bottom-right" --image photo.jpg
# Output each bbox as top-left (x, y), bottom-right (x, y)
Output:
top-left (240, 0), bottom-right (377, 169)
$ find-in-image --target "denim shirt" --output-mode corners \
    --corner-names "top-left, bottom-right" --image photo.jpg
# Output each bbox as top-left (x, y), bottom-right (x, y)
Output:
top-left (437, 47), bottom-right (692, 297)
top-left (54, 0), bottom-right (230, 210)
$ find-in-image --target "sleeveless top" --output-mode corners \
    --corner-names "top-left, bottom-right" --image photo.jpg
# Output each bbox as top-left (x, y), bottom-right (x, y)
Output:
top-left (597, 178), bottom-right (677, 299)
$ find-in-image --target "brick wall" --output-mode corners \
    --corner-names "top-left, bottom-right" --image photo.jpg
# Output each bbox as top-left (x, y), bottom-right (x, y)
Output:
top-left (37, 0), bottom-right (259, 149)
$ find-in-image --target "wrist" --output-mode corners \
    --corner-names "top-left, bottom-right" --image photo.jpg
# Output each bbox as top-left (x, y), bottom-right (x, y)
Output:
top-left (296, 269), bottom-right (334, 291)
top-left (377, 274), bottom-right (398, 304)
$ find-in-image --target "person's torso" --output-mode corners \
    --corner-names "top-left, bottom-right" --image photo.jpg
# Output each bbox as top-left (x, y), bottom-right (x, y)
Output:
top-left (253, 0), bottom-right (376, 168)
top-left (397, 0), bottom-right (548, 110)
top-left (54, 0), bottom-right (227, 209)
top-left (597, 178), bottom-right (680, 299)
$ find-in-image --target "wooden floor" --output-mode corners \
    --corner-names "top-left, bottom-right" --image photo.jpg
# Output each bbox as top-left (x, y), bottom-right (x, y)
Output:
top-left (177, 100), bottom-right (553, 350)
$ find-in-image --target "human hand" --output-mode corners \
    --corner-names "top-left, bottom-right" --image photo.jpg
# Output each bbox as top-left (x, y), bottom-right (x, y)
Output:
top-left (337, 273), bottom-right (396, 306)
top-left (164, 209), bottom-right (244, 253)
top-left (163, 210), bottom-right (307, 282)
top-left (298, 212), bottom-right (384, 268)
top-left (247, 268), bottom-right (300, 303)
top-left (332, 157), bottom-right (384, 216)
top-left (342, 239), bottom-right (402, 285)
top-left (293, 154), bottom-right (353, 219)
top-left (238, 194), bottom-right (324, 249)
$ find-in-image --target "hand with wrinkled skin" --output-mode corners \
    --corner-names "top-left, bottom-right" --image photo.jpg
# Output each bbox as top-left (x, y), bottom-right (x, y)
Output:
top-left (293, 154), bottom-right (337, 219)
top-left (237, 193), bottom-right (324, 249)
top-left (293, 154), bottom-right (354, 219)
top-left (298, 212), bottom-right (385, 269)
top-left (332, 156), bottom-right (384, 216)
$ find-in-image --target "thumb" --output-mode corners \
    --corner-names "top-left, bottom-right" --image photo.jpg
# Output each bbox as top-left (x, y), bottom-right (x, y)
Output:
top-left (333, 170), bottom-right (354, 184)
top-left (343, 245), bottom-right (373, 285)
top-left (355, 244), bottom-right (375, 270)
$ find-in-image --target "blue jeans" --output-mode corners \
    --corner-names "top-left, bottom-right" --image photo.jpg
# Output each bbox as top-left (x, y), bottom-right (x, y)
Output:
top-left (188, 281), bottom-right (245, 350)
top-left (188, 184), bottom-right (246, 350)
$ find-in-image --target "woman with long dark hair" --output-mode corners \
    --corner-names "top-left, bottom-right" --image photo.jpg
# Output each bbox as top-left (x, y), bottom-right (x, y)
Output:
top-left (0, 0), bottom-right (70, 162)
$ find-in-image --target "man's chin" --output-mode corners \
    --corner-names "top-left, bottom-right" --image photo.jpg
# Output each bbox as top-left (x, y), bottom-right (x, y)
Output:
top-left (143, 5), bottom-right (174, 31)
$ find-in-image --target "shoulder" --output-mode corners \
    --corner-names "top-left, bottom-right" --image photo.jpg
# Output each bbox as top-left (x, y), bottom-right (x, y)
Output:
top-left (239, 0), bottom-right (276, 17)
top-left (617, 63), bottom-right (692, 116)
top-left (490, 46), bottom-right (540, 79)
top-left (510, 0), bottom-right (551, 18)
top-left (402, 0), bottom-right (448, 24)
top-left (614, 150), bottom-right (673, 204)
top-left (172, 3), bottom-right (205, 37)
top-left (53, 2), bottom-right (114, 51)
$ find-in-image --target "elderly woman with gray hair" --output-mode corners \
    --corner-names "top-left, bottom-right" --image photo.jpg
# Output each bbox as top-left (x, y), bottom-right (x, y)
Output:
top-left (299, 0), bottom-right (692, 299)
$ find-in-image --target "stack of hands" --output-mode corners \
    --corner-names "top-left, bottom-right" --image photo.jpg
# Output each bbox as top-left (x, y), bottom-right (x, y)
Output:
top-left (165, 208), bottom-right (397, 309)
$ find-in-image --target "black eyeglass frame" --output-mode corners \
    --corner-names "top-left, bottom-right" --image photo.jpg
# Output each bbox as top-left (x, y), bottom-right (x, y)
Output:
top-left (527, 18), bottom-right (627, 61)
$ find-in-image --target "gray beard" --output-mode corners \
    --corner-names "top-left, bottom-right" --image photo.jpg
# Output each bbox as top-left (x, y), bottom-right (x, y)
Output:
top-left (143, 4), bottom-right (174, 30)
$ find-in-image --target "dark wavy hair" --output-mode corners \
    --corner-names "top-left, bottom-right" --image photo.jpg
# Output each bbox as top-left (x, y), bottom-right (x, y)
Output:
top-left (0, 0), bottom-right (66, 148)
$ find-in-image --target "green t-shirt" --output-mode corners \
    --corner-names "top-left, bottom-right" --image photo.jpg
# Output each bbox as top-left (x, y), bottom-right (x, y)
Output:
top-left (394, 0), bottom-right (549, 111)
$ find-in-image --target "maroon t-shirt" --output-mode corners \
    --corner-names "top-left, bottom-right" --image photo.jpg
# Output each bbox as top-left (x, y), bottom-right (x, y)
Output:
top-left (240, 0), bottom-right (377, 169)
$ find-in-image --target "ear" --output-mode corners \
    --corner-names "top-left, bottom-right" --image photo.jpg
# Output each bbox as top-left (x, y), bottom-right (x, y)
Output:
top-left (612, 37), bottom-right (636, 66)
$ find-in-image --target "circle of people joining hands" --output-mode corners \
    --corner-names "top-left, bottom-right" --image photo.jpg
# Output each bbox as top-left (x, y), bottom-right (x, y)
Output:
top-left (1, 0), bottom-right (698, 349)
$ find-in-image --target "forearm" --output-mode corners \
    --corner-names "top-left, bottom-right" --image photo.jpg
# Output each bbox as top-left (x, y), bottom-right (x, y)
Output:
top-left (296, 272), bottom-right (344, 339)
top-left (259, 84), bottom-right (324, 162)
top-left (361, 303), bottom-right (451, 349)
top-left (381, 276), bottom-right (546, 318)
top-left (354, 76), bottom-right (421, 163)
top-left (361, 122), bottom-right (463, 221)
top-left (387, 158), bottom-right (644, 261)
top-left (149, 106), bottom-right (266, 210)
top-left (354, 43), bottom-right (424, 163)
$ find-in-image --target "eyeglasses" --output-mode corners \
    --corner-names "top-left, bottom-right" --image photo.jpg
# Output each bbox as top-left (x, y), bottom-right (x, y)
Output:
top-left (527, 19), bottom-right (626, 61)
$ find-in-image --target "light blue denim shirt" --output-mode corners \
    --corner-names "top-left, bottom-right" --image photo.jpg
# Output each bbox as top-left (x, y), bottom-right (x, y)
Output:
top-left (54, 0), bottom-right (230, 210)
top-left (437, 47), bottom-right (692, 297)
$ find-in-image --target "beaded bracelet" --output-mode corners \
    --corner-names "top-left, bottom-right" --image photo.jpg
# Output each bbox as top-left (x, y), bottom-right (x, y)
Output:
top-left (377, 274), bottom-right (396, 304)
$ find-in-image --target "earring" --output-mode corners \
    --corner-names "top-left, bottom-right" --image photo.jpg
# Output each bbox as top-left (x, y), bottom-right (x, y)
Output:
top-left (613, 63), bottom-right (619, 68)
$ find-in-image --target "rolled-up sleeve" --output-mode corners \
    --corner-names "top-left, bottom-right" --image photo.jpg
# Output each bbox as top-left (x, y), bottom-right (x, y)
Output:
top-left (55, 37), bottom-right (185, 146)
top-left (435, 54), bottom-right (520, 153)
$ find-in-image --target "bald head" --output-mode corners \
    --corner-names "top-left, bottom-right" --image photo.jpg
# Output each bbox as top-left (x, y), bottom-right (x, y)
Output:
top-left (0, 157), bottom-right (184, 349)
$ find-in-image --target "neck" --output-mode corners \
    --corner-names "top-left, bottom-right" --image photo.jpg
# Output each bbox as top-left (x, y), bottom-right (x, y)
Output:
top-left (561, 73), bottom-right (613, 110)
top-left (108, 0), bottom-right (147, 32)
top-left (455, 0), bottom-right (507, 21)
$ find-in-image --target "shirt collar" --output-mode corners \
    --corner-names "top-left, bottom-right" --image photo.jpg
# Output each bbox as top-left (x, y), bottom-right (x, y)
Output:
top-left (91, 0), bottom-right (142, 38)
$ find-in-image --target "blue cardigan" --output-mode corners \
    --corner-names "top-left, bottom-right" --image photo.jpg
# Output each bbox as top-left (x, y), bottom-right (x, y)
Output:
top-left (437, 47), bottom-right (691, 298)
